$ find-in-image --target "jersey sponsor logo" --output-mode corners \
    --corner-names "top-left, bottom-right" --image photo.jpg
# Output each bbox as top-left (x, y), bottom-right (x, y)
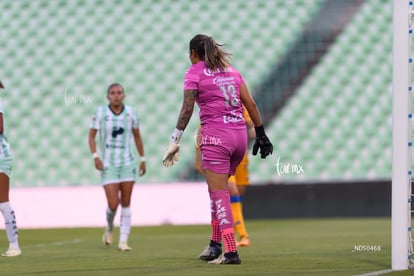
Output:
top-left (203, 68), bottom-right (219, 76)
top-left (105, 143), bottom-right (126, 149)
top-left (213, 76), bottom-right (235, 86)
top-left (203, 67), bottom-right (232, 77)
top-left (104, 115), bottom-right (130, 123)
top-left (111, 127), bottom-right (124, 138)
top-left (223, 111), bottom-right (244, 124)
top-left (215, 199), bottom-right (231, 226)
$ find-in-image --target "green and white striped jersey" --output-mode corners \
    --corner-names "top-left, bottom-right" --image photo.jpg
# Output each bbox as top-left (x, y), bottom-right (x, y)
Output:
top-left (0, 100), bottom-right (13, 159)
top-left (90, 105), bottom-right (139, 167)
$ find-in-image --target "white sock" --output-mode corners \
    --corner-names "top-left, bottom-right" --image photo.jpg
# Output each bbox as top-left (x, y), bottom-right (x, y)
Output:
top-left (106, 207), bottom-right (116, 232)
top-left (0, 202), bottom-right (19, 248)
top-left (120, 207), bottom-right (131, 243)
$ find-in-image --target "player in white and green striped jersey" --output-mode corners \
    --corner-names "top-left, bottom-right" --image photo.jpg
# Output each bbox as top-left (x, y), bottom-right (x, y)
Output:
top-left (0, 80), bottom-right (21, 257)
top-left (89, 83), bottom-right (146, 251)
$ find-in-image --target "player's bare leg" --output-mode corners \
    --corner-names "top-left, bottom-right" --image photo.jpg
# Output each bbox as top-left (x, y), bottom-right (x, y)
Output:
top-left (0, 173), bottom-right (21, 257)
top-left (102, 183), bottom-right (120, 246)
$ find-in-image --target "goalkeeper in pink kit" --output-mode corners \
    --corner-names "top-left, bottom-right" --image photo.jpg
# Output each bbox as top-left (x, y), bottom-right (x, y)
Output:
top-left (163, 34), bottom-right (273, 264)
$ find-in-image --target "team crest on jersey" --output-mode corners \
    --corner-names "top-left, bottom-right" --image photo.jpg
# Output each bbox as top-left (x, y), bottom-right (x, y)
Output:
top-left (111, 127), bottom-right (124, 138)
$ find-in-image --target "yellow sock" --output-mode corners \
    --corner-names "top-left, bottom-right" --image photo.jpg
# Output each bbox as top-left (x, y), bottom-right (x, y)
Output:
top-left (231, 198), bottom-right (248, 239)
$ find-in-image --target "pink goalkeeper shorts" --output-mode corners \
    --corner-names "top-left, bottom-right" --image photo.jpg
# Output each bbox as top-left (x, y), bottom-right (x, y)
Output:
top-left (200, 127), bottom-right (247, 175)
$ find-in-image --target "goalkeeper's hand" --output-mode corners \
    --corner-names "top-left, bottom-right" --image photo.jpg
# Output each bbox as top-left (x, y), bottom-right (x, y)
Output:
top-left (163, 128), bottom-right (183, 167)
top-left (252, 125), bottom-right (273, 159)
top-left (162, 143), bottom-right (180, 167)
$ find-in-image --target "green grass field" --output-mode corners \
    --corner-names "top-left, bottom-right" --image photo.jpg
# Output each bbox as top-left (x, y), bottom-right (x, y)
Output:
top-left (0, 218), bottom-right (413, 275)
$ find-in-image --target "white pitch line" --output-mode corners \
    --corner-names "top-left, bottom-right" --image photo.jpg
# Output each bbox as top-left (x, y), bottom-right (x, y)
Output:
top-left (353, 269), bottom-right (392, 276)
top-left (24, 239), bottom-right (84, 249)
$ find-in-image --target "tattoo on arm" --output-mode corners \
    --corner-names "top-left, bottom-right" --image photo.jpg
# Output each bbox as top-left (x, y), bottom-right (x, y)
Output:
top-left (176, 89), bottom-right (197, 130)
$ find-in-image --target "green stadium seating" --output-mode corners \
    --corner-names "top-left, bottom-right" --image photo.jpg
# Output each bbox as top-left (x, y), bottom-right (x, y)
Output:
top-left (0, 0), bottom-right (325, 186)
top-left (248, 0), bottom-right (392, 182)
top-left (4, 0), bottom-right (393, 185)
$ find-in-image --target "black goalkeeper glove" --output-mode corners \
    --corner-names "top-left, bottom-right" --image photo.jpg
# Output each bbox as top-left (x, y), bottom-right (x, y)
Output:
top-left (252, 125), bottom-right (273, 159)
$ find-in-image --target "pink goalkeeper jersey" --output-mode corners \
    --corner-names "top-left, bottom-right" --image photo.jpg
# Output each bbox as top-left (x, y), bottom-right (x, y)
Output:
top-left (184, 61), bottom-right (246, 129)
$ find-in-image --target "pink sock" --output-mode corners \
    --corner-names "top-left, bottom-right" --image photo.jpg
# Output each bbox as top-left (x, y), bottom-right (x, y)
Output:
top-left (223, 228), bottom-right (237, 253)
top-left (210, 190), bottom-right (237, 253)
top-left (209, 190), bottom-right (221, 243)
